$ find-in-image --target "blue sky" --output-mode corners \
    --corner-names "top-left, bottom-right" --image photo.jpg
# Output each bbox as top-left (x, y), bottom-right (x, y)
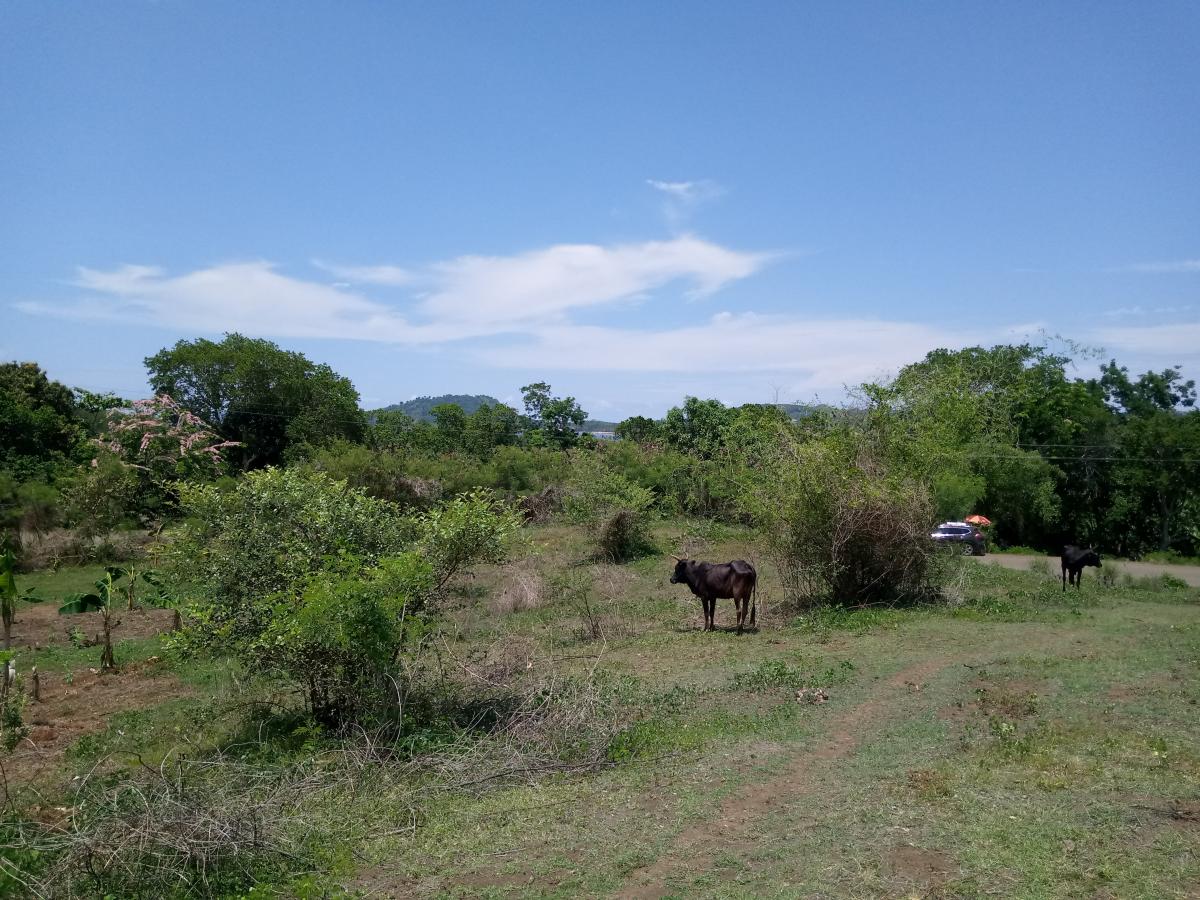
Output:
top-left (2, 1), bottom-right (1198, 419)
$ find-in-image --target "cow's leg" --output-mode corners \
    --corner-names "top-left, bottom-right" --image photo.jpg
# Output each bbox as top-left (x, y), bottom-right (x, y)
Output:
top-left (1062, 565), bottom-right (1067, 592)
top-left (703, 597), bottom-right (714, 631)
top-left (737, 595), bottom-right (747, 635)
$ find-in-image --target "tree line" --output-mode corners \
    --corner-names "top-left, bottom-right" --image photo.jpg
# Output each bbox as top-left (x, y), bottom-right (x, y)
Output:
top-left (2, 332), bottom-right (1198, 561)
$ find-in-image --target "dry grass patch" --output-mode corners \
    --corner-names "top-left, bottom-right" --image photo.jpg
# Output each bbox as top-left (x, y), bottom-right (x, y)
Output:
top-left (489, 564), bottom-right (546, 615)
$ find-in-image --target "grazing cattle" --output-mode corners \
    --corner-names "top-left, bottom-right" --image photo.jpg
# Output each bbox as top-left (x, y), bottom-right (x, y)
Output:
top-left (670, 557), bottom-right (757, 633)
top-left (1062, 545), bottom-right (1101, 591)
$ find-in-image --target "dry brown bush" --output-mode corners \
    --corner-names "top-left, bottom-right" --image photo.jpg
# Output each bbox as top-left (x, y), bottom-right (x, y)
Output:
top-left (3, 745), bottom-right (416, 898)
top-left (591, 564), bottom-right (635, 601)
top-left (517, 485), bottom-right (562, 523)
top-left (14, 528), bottom-right (150, 571)
top-left (489, 564), bottom-right (546, 614)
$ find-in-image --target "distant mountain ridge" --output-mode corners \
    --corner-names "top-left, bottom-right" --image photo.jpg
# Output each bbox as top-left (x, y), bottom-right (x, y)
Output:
top-left (376, 394), bottom-right (501, 422)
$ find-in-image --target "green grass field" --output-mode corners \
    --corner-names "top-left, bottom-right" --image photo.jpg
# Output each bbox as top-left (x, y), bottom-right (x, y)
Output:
top-left (5, 522), bottom-right (1200, 898)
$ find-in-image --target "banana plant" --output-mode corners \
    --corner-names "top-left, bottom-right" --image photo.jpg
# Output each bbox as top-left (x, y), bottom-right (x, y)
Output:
top-left (1, 549), bottom-right (18, 652)
top-left (0, 548), bottom-right (42, 651)
top-left (107, 563), bottom-right (165, 610)
top-left (60, 567), bottom-right (124, 670)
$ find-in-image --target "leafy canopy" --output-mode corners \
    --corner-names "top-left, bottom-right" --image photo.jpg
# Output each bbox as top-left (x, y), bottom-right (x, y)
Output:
top-left (0, 362), bottom-right (85, 481)
top-left (145, 333), bottom-right (365, 469)
top-left (521, 382), bottom-right (587, 449)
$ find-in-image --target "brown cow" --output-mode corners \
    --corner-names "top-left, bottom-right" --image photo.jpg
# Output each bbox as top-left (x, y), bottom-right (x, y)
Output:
top-left (670, 557), bottom-right (757, 634)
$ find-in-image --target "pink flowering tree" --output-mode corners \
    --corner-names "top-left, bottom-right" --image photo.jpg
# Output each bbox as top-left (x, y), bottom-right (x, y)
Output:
top-left (98, 395), bottom-right (239, 484)
top-left (72, 396), bottom-right (239, 529)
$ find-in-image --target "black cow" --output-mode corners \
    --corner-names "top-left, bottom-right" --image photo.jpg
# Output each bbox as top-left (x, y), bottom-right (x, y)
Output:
top-left (1062, 545), bottom-right (1101, 591)
top-left (670, 557), bottom-right (757, 633)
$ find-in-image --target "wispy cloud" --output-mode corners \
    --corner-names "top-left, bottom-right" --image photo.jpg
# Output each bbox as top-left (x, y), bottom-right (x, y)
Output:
top-left (1092, 321), bottom-right (1200, 357)
top-left (477, 313), bottom-right (977, 386)
top-left (15, 238), bottom-right (1047, 396)
top-left (1101, 304), bottom-right (1194, 319)
top-left (1110, 259), bottom-right (1200, 274)
top-left (422, 236), bottom-right (769, 324)
top-left (646, 179), bottom-right (722, 203)
top-left (18, 262), bottom-right (445, 343)
top-left (646, 178), bottom-right (724, 230)
top-left (17, 236), bottom-right (771, 343)
top-left (311, 259), bottom-right (415, 286)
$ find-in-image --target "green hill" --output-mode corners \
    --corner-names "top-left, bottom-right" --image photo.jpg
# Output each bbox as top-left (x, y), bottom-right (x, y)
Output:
top-left (376, 394), bottom-right (502, 422)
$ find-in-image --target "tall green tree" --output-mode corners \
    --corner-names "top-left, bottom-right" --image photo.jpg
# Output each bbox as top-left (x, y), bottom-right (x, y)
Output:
top-left (862, 344), bottom-right (1068, 545)
top-left (144, 334), bottom-right (365, 469)
top-left (615, 415), bottom-right (663, 444)
top-left (0, 363), bottom-right (85, 481)
top-left (520, 382), bottom-right (587, 449)
top-left (1096, 362), bottom-right (1199, 554)
top-left (463, 403), bottom-right (521, 457)
top-left (71, 388), bottom-right (127, 439)
top-left (662, 397), bottom-right (735, 458)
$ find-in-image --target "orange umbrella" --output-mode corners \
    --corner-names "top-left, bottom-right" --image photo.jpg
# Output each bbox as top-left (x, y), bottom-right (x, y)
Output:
top-left (965, 514), bottom-right (992, 526)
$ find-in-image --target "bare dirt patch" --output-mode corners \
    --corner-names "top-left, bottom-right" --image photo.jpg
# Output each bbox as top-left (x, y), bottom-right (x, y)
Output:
top-left (1171, 799), bottom-right (1200, 825)
top-left (619, 657), bottom-right (955, 898)
top-left (9, 601), bottom-right (176, 650)
top-left (886, 844), bottom-right (955, 885)
top-left (5, 667), bottom-right (191, 789)
top-left (939, 676), bottom-right (1043, 724)
top-left (1104, 674), bottom-right (1175, 703)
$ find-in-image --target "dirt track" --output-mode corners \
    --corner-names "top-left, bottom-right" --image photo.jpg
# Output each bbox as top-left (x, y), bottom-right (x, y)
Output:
top-left (974, 553), bottom-right (1200, 587)
top-left (619, 658), bottom-right (954, 898)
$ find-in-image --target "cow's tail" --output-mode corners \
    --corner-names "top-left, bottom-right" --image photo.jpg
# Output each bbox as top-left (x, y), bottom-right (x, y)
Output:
top-left (749, 573), bottom-right (757, 627)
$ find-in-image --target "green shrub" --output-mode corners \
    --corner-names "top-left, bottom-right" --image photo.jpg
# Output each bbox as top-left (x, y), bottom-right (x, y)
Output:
top-left (64, 453), bottom-right (141, 536)
top-left (169, 469), bottom-right (520, 727)
top-left (306, 441), bottom-right (441, 507)
top-left (565, 456), bottom-right (656, 561)
top-left (738, 433), bottom-right (952, 606)
top-left (417, 489), bottom-right (523, 591)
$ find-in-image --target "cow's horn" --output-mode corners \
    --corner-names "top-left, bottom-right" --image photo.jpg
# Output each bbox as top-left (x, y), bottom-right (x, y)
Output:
top-left (670, 554), bottom-right (683, 561)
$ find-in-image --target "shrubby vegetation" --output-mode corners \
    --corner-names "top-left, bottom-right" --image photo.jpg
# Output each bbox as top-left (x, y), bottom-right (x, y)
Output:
top-left (565, 454), bottom-right (657, 561)
top-left (169, 468), bottom-right (520, 727)
top-left (3, 330), bottom-right (1200, 897)
top-left (738, 430), bottom-right (950, 605)
top-left (6, 333), bottom-right (1200, 570)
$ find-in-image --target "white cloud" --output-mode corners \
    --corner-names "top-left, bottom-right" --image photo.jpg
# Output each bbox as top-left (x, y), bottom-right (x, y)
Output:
top-left (1111, 259), bottom-right (1200, 274)
top-left (646, 179), bottom-right (722, 203)
top-left (421, 236), bottom-right (769, 324)
top-left (1101, 305), bottom-right (1147, 318)
top-left (1100, 304), bottom-right (1195, 319)
top-left (311, 259), bottom-right (415, 286)
top-left (17, 237), bottom-right (770, 344)
top-left (16, 239), bottom-right (1060, 397)
top-left (1092, 321), bottom-right (1200, 357)
top-left (647, 179), bottom-right (724, 230)
top-left (18, 261), bottom-right (449, 343)
top-left (476, 313), bottom-right (976, 388)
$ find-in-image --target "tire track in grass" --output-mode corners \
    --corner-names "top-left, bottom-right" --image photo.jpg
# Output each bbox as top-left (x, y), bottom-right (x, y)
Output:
top-left (617, 657), bottom-right (954, 899)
